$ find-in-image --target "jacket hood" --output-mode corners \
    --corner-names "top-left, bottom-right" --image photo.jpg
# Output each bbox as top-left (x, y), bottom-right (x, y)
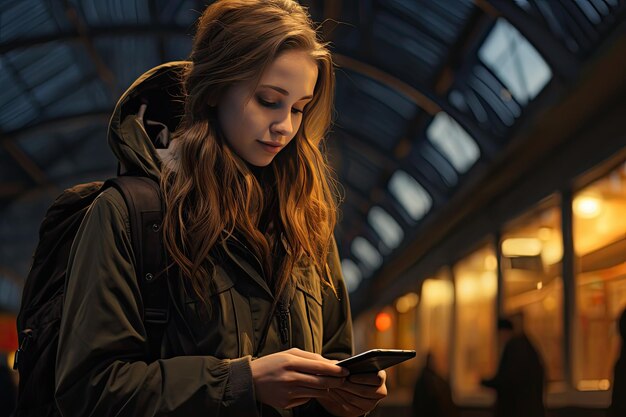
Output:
top-left (107, 61), bottom-right (191, 180)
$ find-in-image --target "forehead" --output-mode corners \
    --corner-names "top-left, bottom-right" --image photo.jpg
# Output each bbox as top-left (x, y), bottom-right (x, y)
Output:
top-left (259, 50), bottom-right (318, 96)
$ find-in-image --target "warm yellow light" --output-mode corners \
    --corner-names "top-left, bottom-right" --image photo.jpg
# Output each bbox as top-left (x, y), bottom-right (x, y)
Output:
top-left (573, 195), bottom-right (603, 219)
top-left (501, 238), bottom-right (542, 257)
top-left (537, 281), bottom-right (543, 290)
top-left (457, 277), bottom-right (477, 301)
top-left (422, 280), bottom-right (453, 306)
top-left (538, 227), bottom-right (552, 241)
top-left (395, 292), bottom-right (419, 313)
top-left (484, 254), bottom-right (497, 270)
top-left (481, 271), bottom-right (497, 297)
top-left (375, 312), bottom-right (392, 332)
top-left (7, 351), bottom-right (15, 369)
top-left (577, 379), bottom-right (611, 391)
top-left (541, 239), bottom-right (563, 265)
top-left (543, 295), bottom-right (557, 311)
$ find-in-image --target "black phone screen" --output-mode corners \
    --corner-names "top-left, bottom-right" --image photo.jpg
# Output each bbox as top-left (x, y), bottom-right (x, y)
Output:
top-left (336, 349), bottom-right (416, 374)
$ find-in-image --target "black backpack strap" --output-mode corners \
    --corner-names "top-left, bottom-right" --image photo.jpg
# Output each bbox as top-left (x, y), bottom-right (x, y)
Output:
top-left (105, 176), bottom-right (169, 361)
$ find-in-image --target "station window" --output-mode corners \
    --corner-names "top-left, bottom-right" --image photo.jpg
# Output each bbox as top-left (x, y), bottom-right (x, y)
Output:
top-left (452, 244), bottom-right (497, 398)
top-left (573, 163), bottom-right (626, 391)
top-left (419, 271), bottom-right (454, 378)
top-left (395, 291), bottom-right (420, 388)
top-left (500, 201), bottom-right (564, 387)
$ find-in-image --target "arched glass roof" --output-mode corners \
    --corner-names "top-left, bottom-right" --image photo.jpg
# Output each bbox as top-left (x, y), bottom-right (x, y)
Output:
top-left (1, 0), bottom-right (624, 310)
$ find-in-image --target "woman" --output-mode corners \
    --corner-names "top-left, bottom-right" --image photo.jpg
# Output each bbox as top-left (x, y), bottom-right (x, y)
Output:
top-left (54, 0), bottom-right (387, 416)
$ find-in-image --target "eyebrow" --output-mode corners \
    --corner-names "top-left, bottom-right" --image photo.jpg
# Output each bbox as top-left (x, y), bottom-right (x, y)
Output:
top-left (259, 84), bottom-right (313, 100)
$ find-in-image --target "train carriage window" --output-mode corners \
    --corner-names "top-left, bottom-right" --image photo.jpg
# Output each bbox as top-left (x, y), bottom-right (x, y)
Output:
top-left (573, 163), bottom-right (626, 391)
top-left (500, 201), bottom-right (565, 389)
top-left (452, 244), bottom-right (498, 400)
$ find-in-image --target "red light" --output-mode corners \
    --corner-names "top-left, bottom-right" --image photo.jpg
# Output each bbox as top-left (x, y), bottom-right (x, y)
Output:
top-left (375, 312), bottom-right (392, 332)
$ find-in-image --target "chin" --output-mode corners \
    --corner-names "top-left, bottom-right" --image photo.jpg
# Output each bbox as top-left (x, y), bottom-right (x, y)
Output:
top-left (249, 157), bottom-right (274, 167)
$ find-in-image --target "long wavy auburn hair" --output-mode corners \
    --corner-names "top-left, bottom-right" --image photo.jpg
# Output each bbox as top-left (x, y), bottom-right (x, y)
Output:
top-left (160, 0), bottom-right (340, 309)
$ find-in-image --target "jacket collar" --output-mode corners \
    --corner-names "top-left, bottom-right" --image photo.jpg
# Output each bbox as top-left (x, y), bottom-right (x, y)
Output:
top-left (220, 237), bottom-right (274, 300)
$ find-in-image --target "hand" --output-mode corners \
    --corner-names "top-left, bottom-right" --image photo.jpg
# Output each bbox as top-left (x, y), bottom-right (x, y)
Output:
top-left (317, 370), bottom-right (387, 416)
top-left (250, 348), bottom-right (349, 409)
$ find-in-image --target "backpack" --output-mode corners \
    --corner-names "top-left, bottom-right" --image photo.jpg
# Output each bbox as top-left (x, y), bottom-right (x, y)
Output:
top-left (13, 176), bottom-right (169, 417)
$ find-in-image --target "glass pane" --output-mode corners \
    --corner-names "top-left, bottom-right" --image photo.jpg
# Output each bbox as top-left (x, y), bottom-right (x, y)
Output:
top-left (452, 244), bottom-right (497, 399)
top-left (341, 258), bottom-right (362, 293)
top-left (389, 170), bottom-right (432, 221)
top-left (368, 206), bottom-right (404, 249)
top-left (573, 163), bottom-right (626, 391)
top-left (419, 273), bottom-right (454, 377)
top-left (501, 203), bottom-right (564, 386)
top-left (427, 112), bottom-right (480, 173)
top-left (351, 237), bottom-right (383, 271)
top-left (478, 18), bottom-right (552, 105)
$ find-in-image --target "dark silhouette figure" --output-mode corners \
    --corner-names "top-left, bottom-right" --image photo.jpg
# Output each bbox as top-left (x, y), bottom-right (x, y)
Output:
top-left (0, 355), bottom-right (17, 417)
top-left (411, 352), bottom-right (459, 417)
top-left (608, 308), bottom-right (626, 417)
top-left (481, 318), bottom-right (545, 417)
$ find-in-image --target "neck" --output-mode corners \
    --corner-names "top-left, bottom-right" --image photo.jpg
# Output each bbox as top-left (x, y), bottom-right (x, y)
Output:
top-left (246, 161), bottom-right (267, 181)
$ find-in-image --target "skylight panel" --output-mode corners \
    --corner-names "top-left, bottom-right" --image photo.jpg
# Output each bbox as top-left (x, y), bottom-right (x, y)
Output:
top-left (478, 18), bottom-right (552, 105)
top-left (352, 73), bottom-right (415, 119)
top-left (368, 206), bottom-right (404, 249)
top-left (351, 237), bottom-right (383, 271)
top-left (389, 170), bottom-right (432, 221)
top-left (341, 259), bottom-right (363, 292)
top-left (426, 112), bottom-right (480, 174)
top-left (574, 0), bottom-right (602, 23)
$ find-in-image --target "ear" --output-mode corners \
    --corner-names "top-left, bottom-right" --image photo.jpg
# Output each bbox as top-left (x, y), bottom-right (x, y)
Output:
top-left (207, 94), bottom-right (218, 108)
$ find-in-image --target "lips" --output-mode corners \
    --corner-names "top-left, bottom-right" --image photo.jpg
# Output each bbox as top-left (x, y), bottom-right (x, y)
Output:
top-left (257, 140), bottom-right (284, 154)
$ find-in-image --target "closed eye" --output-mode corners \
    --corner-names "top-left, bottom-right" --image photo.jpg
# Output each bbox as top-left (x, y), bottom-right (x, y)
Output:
top-left (257, 97), bottom-right (304, 114)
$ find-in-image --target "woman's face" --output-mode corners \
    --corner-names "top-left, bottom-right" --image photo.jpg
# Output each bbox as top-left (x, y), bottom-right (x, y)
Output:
top-left (217, 50), bottom-right (318, 167)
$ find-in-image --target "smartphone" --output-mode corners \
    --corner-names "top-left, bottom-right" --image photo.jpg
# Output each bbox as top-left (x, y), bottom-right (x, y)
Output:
top-left (336, 349), bottom-right (416, 374)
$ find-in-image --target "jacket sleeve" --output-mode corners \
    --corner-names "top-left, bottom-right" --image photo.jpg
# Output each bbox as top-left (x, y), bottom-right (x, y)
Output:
top-left (321, 237), bottom-right (354, 361)
top-left (55, 188), bottom-right (256, 417)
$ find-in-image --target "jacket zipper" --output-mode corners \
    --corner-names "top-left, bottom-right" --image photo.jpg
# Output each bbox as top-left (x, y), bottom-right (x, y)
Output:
top-left (278, 302), bottom-right (290, 345)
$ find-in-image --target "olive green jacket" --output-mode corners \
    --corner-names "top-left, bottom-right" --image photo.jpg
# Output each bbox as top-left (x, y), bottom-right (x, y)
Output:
top-left (55, 62), bottom-right (354, 417)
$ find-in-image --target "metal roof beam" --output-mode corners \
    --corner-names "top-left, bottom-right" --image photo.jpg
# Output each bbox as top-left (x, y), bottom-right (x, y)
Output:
top-left (61, 0), bottom-right (119, 97)
top-left (4, 111), bottom-right (109, 139)
top-left (334, 53), bottom-right (499, 158)
top-left (0, 133), bottom-right (55, 195)
top-left (0, 25), bottom-right (185, 55)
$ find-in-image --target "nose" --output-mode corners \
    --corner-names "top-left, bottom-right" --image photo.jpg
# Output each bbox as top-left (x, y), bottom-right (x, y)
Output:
top-left (270, 110), bottom-right (294, 137)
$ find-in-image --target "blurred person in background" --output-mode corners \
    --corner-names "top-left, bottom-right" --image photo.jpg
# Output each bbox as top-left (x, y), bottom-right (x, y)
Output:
top-left (0, 353), bottom-right (16, 417)
top-left (481, 318), bottom-right (545, 417)
top-left (411, 351), bottom-right (458, 417)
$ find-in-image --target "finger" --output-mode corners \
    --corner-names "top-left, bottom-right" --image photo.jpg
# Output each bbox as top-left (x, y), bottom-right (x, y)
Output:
top-left (285, 356), bottom-right (349, 377)
top-left (295, 373), bottom-right (347, 389)
top-left (284, 397), bottom-right (311, 409)
top-left (328, 386), bottom-right (371, 414)
top-left (335, 380), bottom-right (387, 400)
top-left (348, 370), bottom-right (385, 386)
top-left (286, 348), bottom-right (329, 361)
